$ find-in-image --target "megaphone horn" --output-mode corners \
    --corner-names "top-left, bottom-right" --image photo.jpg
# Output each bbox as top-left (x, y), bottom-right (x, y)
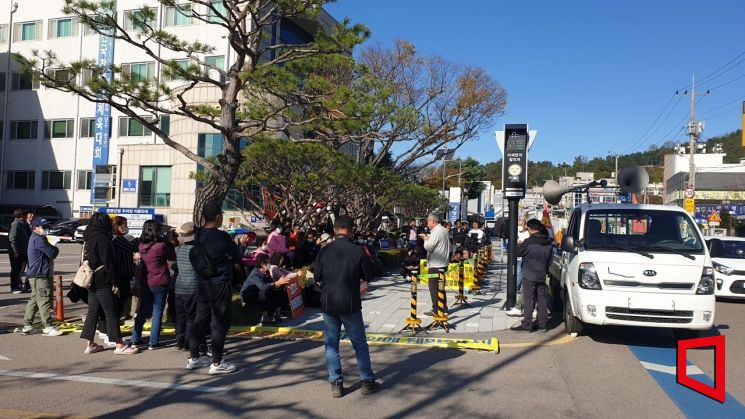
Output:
top-left (542, 180), bottom-right (574, 205)
top-left (617, 166), bottom-right (649, 194)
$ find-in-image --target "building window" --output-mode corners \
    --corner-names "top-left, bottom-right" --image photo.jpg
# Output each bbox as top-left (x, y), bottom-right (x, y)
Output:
top-left (121, 62), bottom-right (156, 82)
top-left (124, 8), bottom-right (157, 31)
top-left (6, 170), bottom-right (35, 190)
top-left (159, 115), bottom-right (170, 136)
top-left (80, 117), bottom-right (112, 138)
top-left (166, 59), bottom-right (192, 81)
top-left (207, 1), bottom-right (227, 23)
top-left (0, 24), bottom-right (7, 43)
top-left (118, 116), bottom-right (153, 137)
top-left (81, 68), bottom-right (94, 85)
top-left (165, 3), bottom-right (193, 26)
top-left (139, 166), bottom-right (172, 207)
top-left (41, 170), bottom-right (72, 190)
top-left (49, 17), bottom-right (79, 39)
top-left (14, 20), bottom-right (42, 42)
top-left (77, 170), bottom-right (93, 190)
top-left (47, 68), bottom-right (75, 85)
top-left (44, 119), bottom-right (75, 139)
top-left (205, 55), bottom-right (225, 82)
top-left (9, 120), bottom-right (38, 140)
top-left (573, 192), bottom-right (583, 208)
top-left (11, 72), bottom-right (40, 90)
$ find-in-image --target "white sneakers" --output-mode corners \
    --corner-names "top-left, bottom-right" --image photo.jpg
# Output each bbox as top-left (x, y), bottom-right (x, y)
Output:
top-left (186, 356), bottom-right (212, 370)
top-left (20, 326), bottom-right (63, 336)
top-left (505, 307), bottom-right (522, 317)
top-left (42, 326), bottom-right (63, 337)
top-left (209, 361), bottom-right (237, 375)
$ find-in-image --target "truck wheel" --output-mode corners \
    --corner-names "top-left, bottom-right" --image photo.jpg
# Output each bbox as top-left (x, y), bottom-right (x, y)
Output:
top-left (673, 329), bottom-right (700, 340)
top-left (564, 290), bottom-right (584, 336)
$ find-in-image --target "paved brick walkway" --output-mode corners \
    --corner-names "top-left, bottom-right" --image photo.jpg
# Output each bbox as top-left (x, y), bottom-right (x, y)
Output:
top-left (283, 242), bottom-right (519, 334)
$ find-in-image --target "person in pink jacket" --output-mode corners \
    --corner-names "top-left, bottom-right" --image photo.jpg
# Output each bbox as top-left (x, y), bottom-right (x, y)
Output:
top-left (267, 226), bottom-right (289, 256)
top-left (242, 237), bottom-right (270, 269)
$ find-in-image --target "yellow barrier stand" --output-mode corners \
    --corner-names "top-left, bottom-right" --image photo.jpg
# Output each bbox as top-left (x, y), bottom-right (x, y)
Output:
top-left (427, 271), bottom-right (454, 332)
top-left (399, 273), bottom-right (427, 336)
top-left (453, 262), bottom-right (469, 306)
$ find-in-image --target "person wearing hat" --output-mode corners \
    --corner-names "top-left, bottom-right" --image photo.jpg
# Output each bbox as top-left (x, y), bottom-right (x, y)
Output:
top-left (174, 222), bottom-right (200, 351)
top-left (20, 218), bottom-right (63, 336)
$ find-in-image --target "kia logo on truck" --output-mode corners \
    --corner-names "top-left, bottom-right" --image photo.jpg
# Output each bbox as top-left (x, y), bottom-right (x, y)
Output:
top-left (643, 270), bottom-right (657, 277)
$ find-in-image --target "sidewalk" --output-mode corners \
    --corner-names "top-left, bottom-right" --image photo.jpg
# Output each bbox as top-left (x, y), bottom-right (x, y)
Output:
top-left (284, 241), bottom-right (518, 335)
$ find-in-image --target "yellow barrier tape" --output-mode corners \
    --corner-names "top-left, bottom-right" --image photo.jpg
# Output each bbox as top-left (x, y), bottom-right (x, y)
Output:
top-left (51, 323), bottom-right (499, 353)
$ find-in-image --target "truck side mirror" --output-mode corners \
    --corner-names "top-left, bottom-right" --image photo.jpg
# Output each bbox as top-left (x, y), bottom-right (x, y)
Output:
top-left (562, 236), bottom-right (577, 253)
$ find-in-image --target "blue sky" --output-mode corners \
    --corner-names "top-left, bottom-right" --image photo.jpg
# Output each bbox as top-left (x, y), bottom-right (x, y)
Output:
top-left (326, 0), bottom-right (745, 165)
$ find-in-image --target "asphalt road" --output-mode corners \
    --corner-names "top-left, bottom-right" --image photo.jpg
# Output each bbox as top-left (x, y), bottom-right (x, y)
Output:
top-left (1, 244), bottom-right (744, 418)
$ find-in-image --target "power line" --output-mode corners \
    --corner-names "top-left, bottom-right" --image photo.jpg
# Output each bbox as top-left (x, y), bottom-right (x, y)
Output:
top-left (623, 94), bottom-right (677, 154)
top-left (677, 48), bottom-right (745, 91)
top-left (707, 71), bottom-right (745, 91)
top-left (625, 96), bottom-right (685, 154)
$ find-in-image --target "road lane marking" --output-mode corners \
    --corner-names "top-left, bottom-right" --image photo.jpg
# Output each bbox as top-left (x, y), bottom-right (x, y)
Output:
top-left (628, 345), bottom-right (745, 416)
top-left (0, 369), bottom-right (229, 393)
top-left (640, 361), bottom-right (704, 376)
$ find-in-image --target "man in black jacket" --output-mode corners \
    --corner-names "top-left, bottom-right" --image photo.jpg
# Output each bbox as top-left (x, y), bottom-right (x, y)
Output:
top-left (511, 219), bottom-right (553, 333)
top-left (315, 215), bottom-right (380, 398)
top-left (8, 209), bottom-right (29, 293)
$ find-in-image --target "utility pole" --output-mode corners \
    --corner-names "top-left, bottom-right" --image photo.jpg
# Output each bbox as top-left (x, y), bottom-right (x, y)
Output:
top-left (678, 76), bottom-right (709, 191)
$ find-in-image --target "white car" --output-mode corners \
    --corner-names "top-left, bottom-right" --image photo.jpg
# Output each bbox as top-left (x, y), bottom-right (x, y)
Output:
top-left (707, 236), bottom-right (745, 299)
top-left (74, 225), bottom-right (87, 242)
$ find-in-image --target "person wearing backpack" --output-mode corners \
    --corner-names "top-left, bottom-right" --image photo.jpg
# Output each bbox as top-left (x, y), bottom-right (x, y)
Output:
top-left (186, 202), bottom-right (241, 375)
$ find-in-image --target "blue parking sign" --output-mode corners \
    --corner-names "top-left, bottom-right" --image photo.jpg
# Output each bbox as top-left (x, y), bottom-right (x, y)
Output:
top-left (122, 179), bottom-right (137, 193)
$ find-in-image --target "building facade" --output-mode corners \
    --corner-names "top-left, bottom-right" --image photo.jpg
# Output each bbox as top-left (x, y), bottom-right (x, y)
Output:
top-left (1, 0), bottom-right (334, 227)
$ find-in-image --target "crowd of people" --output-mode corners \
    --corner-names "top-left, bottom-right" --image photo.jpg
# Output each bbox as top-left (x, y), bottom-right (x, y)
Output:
top-left (6, 204), bottom-right (382, 396)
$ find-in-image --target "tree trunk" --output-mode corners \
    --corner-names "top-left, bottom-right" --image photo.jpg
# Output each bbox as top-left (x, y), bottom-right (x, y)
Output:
top-left (192, 156), bottom-right (240, 225)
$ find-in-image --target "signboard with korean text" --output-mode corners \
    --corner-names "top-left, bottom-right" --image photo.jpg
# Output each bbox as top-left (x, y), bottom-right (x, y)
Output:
top-left (286, 277), bottom-right (305, 319)
top-left (501, 124), bottom-right (529, 198)
top-left (90, 25), bottom-right (115, 204)
top-left (80, 206), bottom-right (155, 237)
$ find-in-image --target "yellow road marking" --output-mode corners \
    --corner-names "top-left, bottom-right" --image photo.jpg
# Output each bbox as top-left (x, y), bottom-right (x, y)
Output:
top-left (500, 334), bottom-right (576, 348)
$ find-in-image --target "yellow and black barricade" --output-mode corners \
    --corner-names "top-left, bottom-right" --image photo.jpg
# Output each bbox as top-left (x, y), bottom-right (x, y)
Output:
top-left (453, 262), bottom-right (469, 306)
top-left (399, 272), bottom-right (427, 336)
top-left (427, 270), bottom-right (454, 332)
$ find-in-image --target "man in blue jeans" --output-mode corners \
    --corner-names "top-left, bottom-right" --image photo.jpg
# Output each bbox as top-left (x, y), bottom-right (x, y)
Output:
top-left (315, 215), bottom-right (380, 398)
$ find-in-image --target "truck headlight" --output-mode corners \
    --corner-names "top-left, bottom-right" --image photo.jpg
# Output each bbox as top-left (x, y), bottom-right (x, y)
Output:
top-left (713, 262), bottom-right (734, 276)
top-left (696, 267), bottom-right (715, 295)
top-left (578, 262), bottom-right (601, 290)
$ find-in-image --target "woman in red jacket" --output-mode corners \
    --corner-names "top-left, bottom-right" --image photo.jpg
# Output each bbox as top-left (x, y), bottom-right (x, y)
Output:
top-left (131, 220), bottom-right (175, 350)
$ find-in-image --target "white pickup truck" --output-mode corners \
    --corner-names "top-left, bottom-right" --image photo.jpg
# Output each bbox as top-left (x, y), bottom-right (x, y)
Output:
top-left (555, 203), bottom-right (715, 338)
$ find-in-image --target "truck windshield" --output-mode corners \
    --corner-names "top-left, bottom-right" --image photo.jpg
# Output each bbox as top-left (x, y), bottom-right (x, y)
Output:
top-left (583, 209), bottom-right (704, 254)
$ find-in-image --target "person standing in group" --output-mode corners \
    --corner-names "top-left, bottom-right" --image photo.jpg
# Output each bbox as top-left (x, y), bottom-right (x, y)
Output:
top-left (131, 220), bottom-right (175, 350)
top-left (467, 220), bottom-right (486, 250)
top-left (511, 219), bottom-right (553, 333)
top-left (267, 225), bottom-right (289, 257)
top-left (315, 215), bottom-right (379, 398)
top-left (174, 222), bottom-right (200, 351)
top-left (186, 202), bottom-right (241, 375)
top-left (452, 220), bottom-right (468, 251)
top-left (8, 209), bottom-right (30, 294)
top-left (20, 218), bottom-right (63, 336)
top-left (80, 214), bottom-right (139, 354)
top-left (406, 220), bottom-right (418, 250)
top-left (21, 211), bottom-right (35, 292)
top-left (421, 213), bottom-right (451, 317)
top-left (111, 216), bottom-right (137, 321)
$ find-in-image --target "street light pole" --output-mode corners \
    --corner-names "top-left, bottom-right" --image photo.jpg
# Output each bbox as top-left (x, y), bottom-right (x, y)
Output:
top-left (0, 2), bottom-right (19, 204)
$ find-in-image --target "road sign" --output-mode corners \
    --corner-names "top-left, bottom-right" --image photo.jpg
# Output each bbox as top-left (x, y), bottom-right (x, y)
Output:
top-left (122, 179), bottom-right (137, 193)
top-left (708, 211), bottom-right (722, 227)
top-left (684, 188), bottom-right (695, 199)
top-left (683, 198), bottom-right (695, 215)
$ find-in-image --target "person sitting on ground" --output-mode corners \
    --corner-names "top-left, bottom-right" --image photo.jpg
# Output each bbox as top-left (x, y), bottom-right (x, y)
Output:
top-left (401, 249), bottom-right (420, 279)
top-left (269, 253), bottom-right (299, 284)
top-left (242, 237), bottom-right (269, 269)
top-left (462, 248), bottom-right (472, 262)
top-left (450, 250), bottom-right (463, 264)
top-left (241, 254), bottom-right (292, 325)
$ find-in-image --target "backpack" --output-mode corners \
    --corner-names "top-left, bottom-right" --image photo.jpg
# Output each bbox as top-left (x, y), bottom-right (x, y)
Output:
top-left (189, 228), bottom-right (217, 278)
